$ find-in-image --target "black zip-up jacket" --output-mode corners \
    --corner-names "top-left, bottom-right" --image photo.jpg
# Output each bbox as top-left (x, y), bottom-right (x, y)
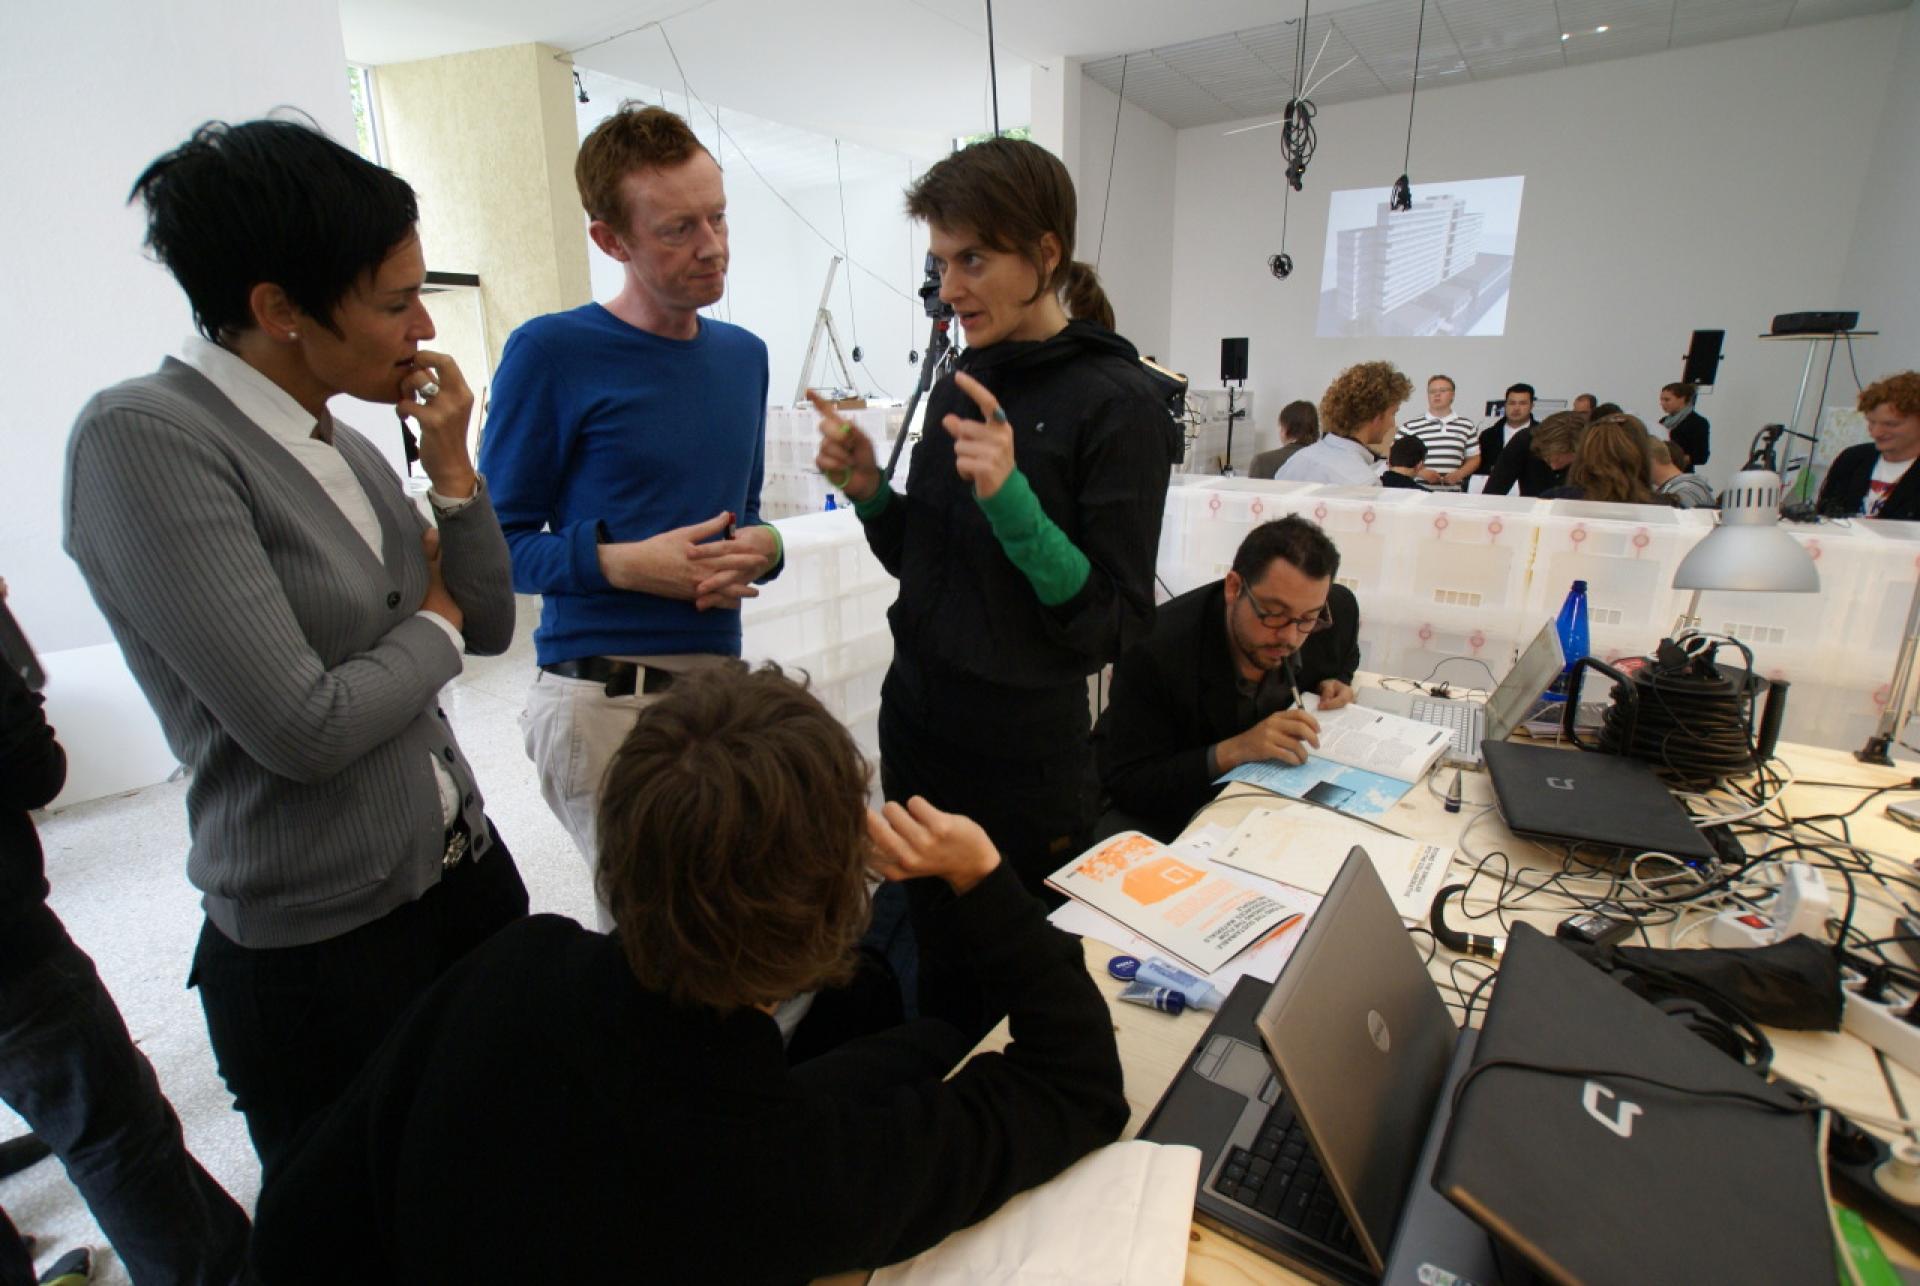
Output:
top-left (1819, 442), bottom-right (1920, 521)
top-left (864, 322), bottom-right (1179, 748)
top-left (1, 660), bottom-right (68, 976)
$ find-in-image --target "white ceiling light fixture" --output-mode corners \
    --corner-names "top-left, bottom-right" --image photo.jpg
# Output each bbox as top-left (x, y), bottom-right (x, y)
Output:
top-left (1595, 25), bottom-right (1610, 33)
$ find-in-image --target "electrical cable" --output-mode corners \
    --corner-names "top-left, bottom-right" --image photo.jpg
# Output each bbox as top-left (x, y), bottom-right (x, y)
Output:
top-left (1096, 54), bottom-right (1129, 271)
top-left (984, 0), bottom-right (1000, 136)
top-left (654, 26), bottom-right (913, 307)
top-left (833, 140), bottom-right (862, 365)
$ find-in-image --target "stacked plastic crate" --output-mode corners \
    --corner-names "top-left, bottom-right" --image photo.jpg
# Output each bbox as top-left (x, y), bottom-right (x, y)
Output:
top-left (758, 406), bottom-right (909, 519)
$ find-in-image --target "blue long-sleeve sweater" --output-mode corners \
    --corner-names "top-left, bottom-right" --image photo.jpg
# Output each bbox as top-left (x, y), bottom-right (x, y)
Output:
top-left (480, 304), bottom-right (771, 665)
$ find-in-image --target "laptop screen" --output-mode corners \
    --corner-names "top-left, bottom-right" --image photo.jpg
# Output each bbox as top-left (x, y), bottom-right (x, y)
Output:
top-left (1484, 619), bottom-right (1567, 743)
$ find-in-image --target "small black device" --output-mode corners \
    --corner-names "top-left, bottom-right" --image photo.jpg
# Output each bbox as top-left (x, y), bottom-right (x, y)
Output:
top-left (1556, 908), bottom-right (1633, 948)
top-left (1220, 337), bottom-right (1249, 383)
top-left (0, 600), bottom-right (46, 692)
top-left (1770, 310), bottom-right (1859, 336)
top-left (1267, 253), bottom-right (1293, 280)
top-left (1681, 328), bottom-right (1724, 386)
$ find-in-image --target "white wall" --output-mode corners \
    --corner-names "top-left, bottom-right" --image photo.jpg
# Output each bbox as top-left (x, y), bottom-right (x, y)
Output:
top-left (1, 0), bottom-right (359, 655)
top-left (1841, 3), bottom-right (1920, 370)
top-left (1165, 15), bottom-right (1903, 477)
top-left (1078, 74), bottom-right (1176, 364)
top-left (1, 1), bottom-right (361, 804)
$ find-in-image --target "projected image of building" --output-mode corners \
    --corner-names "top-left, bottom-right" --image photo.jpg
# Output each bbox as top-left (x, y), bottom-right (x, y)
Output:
top-left (1323, 195), bottom-right (1514, 338)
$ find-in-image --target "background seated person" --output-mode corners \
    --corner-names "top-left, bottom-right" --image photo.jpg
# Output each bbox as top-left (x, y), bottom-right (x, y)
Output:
top-left (251, 664), bottom-right (1127, 1283)
top-left (1093, 517), bottom-right (1359, 843)
top-left (1819, 371), bottom-right (1920, 521)
top-left (1276, 361), bottom-right (1410, 486)
top-left (1509, 410), bottom-right (1587, 499)
top-left (1650, 439), bottom-right (1715, 508)
top-left (1542, 413), bottom-right (1653, 504)
top-left (1658, 382), bottom-right (1710, 472)
top-left (1249, 399), bottom-right (1319, 479)
top-left (1381, 435), bottom-right (1431, 490)
top-left (1572, 393), bottom-right (1598, 415)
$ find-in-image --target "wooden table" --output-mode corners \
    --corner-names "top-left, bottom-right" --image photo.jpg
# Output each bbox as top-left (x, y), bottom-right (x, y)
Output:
top-left (968, 734), bottom-right (1920, 1282)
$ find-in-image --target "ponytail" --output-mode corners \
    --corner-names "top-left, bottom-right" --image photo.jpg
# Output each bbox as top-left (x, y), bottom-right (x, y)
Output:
top-left (1063, 260), bottom-right (1115, 331)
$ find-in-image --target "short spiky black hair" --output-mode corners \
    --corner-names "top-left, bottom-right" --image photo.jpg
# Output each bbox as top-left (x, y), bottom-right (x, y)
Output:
top-left (130, 118), bottom-right (419, 341)
top-left (1231, 515), bottom-right (1341, 585)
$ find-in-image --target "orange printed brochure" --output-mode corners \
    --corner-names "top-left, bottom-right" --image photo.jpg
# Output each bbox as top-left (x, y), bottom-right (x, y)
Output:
top-left (1047, 831), bottom-right (1303, 975)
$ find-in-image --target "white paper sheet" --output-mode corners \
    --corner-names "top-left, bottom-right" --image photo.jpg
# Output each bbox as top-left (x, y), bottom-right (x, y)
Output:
top-left (1210, 802), bottom-right (1453, 920)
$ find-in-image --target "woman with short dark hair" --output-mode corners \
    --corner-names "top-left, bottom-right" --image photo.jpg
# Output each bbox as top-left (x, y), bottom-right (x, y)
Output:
top-left (812, 136), bottom-right (1176, 1037)
top-left (63, 118), bottom-right (527, 1171)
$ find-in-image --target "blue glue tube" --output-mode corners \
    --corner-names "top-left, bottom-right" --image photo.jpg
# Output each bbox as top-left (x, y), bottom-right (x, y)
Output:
top-left (1116, 982), bottom-right (1187, 1014)
top-left (1137, 957), bottom-right (1223, 1011)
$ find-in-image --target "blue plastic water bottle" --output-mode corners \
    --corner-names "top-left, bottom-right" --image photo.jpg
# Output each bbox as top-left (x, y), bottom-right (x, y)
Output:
top-left (823, 494), bottom-right (838, 511)
top-left (1544, 579), bottom-right (1589, 701)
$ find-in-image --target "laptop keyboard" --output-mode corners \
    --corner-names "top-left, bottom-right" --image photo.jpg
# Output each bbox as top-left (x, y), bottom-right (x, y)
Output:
top-left (1410, 698), bottom-right (1479, 755)
top-left (1211, 1097), bottom-right (1361, 1259)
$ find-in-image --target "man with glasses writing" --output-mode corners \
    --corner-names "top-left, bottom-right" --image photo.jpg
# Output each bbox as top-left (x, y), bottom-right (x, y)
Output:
top-left (1093, 517), bottom-right (1360, 843)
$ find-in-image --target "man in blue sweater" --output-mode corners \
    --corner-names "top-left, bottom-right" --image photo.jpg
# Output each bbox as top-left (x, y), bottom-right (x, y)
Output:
top-left (480, 105), bottom-right (783, 929)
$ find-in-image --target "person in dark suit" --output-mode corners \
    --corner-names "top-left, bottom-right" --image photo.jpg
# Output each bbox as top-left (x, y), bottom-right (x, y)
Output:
top-left (1818, 371), bottom-right (1920, 521)
top-left (1480, 382), bottom-right (1538, 491)
top-left (1093, 516), bottom-right (1361, 843)
top-left (1658, 382), bottom-right (1711, 473)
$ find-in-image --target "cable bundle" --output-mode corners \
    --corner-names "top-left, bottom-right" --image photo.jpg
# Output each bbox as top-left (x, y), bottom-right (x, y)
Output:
top-left (1595, 636), bottom-right (1763, 784)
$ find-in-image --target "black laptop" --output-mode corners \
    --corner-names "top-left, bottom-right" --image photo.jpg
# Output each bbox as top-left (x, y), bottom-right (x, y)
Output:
top-left (1434, 923), bottom-right (1832, 1284)
top-left (1481, 740), bottom-right (1717, 863)
top-left (1136, 850), bottom-right (1518, 1285)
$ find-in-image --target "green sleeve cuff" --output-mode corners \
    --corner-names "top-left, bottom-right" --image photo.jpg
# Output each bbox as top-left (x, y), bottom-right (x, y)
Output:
top-left (975, 468), bottom-right (1091, 607)
top-left (853, 482), bottom-right (895, 521)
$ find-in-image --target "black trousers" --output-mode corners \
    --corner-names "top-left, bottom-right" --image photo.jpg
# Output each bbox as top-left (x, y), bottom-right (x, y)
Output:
top-left (190, 825), bottom-right (528, 1176)
top-left (0, 918), bottom-right (249, 1286)
top-left (878, 696), bottom-right (1092, 1042)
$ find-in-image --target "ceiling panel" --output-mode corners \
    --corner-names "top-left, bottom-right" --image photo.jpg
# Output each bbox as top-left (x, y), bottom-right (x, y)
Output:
top-left (1080, 0), bottom-right (1905, 130)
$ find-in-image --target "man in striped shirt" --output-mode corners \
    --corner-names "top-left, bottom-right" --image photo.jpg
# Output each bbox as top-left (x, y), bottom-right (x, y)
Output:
top-left (1395, 374), bottom-right (1480, 488)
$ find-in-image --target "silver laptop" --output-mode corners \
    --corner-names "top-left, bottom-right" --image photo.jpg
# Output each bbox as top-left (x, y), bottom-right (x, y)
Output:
top-left (1137, 851), bottom-right (1509, 1284)
top-left (1360, 618), bottom-right (1566, 767)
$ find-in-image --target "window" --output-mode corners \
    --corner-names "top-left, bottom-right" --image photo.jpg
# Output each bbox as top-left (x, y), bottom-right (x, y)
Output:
top-left (346, 65), bottom-right (383, 164)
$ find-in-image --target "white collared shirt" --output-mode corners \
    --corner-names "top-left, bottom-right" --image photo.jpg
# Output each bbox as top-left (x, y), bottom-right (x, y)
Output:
top-left (1275, 433), bottom-right (1383, 487)
top-left (179, 337), bottom-right (462, 826)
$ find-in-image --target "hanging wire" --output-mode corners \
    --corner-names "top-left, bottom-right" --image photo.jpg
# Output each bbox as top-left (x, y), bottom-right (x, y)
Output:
top-left (1095, 54), bottom-right (1129, 270)
top-left (834, 140), bottom-right (863, 361)
top-left (712, 102), bottom-right (732, 323)
top-left (654, 25), bottom-right (912, 304)
top-left (985, 0), bottom-right (1001, 135)
top-left (1404, 0), bottom-right (1428, 174)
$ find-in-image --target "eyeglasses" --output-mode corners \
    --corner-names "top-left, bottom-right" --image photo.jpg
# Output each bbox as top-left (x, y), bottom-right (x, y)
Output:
top-left (1241, 585), bottom-right (1335, 634)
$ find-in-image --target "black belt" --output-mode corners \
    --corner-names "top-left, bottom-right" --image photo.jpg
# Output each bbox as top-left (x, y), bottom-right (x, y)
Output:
top-left (541, 657), bottom-right (676, 698)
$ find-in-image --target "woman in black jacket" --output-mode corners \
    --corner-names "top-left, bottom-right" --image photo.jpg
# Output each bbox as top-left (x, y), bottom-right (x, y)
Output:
top-left (815, 138), bottom-right (1175, 1033)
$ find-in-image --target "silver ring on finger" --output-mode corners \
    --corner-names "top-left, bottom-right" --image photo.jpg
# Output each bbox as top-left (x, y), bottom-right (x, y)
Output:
top-left (418, 380), bottom-right (441, 402)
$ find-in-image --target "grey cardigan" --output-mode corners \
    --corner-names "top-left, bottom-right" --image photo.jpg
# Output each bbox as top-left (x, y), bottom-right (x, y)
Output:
top-left (63, 358), bottom-right (514, 949)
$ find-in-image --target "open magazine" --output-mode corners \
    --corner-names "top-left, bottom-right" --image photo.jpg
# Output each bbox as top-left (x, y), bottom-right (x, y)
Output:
top-left (1046, 831), bottom-right (1304, 975)
top-left (1215, 702), bottom-right (1452, 819)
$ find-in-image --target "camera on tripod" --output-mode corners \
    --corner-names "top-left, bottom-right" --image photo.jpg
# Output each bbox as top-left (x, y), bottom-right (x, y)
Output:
top-left (917, 252), bottom-right (954, 322)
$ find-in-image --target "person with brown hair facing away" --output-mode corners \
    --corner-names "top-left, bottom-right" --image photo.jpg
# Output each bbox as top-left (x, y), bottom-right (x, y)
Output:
top-left (251, 664), bottom-right (1127, 1284)
top-left (1818, 371), bottom-right (1920, 521)
top-left (1276, 361), bottom-right (1412, 486)
top-left (1249, 399), bottom-right (1320, 479)
top-left (1544, 413), bottom-right (1655, 504)
top-left (812, 137), bottom-right (1175, 1034)
top-left (1650, 439), bottom-right (1715, 508)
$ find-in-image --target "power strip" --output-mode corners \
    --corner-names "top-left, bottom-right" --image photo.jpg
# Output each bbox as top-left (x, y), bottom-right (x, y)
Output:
top-left (1842, 975), bottom-right (1920, 1078)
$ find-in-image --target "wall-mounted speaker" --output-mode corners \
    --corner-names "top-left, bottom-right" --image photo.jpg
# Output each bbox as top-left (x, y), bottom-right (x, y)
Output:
top-left (1682, 329), bottom-right (1725, 387)
top-left (1220, 337), bottom-right (1249, 383)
